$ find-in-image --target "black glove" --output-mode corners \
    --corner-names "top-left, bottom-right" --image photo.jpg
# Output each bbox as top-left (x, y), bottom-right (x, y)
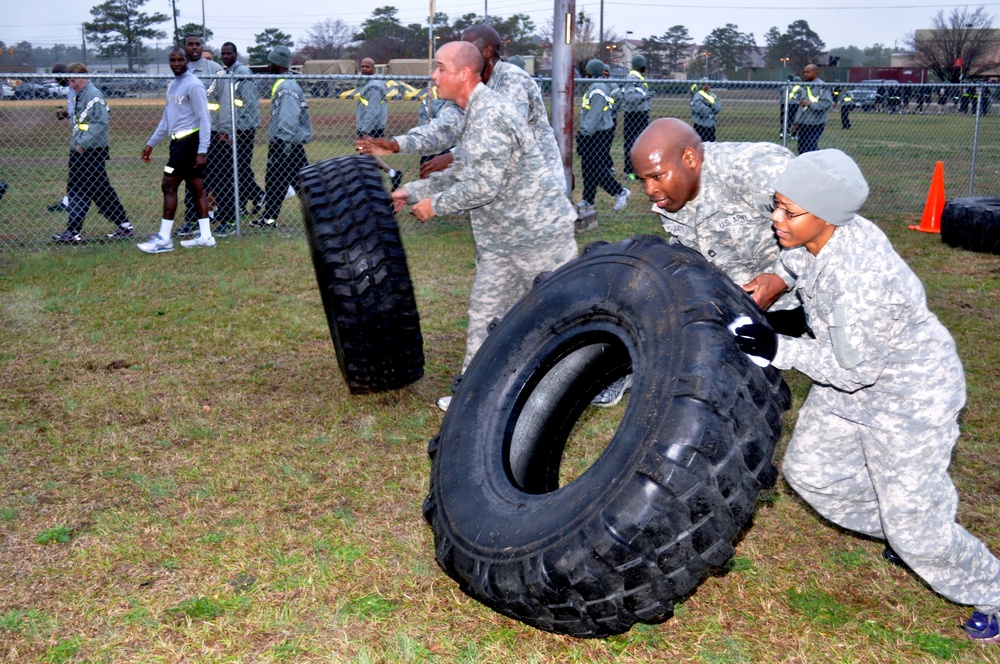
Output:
top-left (732, 321), bottom-right (778, 365)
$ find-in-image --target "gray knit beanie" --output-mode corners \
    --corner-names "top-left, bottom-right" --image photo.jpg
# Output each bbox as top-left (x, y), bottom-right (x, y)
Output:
top-left (267, 46), bottom-right (292, 69)
top-left (585, 59), bottom-right (604, 77)
top-left (773, 149), bottom-right (869, 225)
top-left (508, 55), bottom-right (526, 70)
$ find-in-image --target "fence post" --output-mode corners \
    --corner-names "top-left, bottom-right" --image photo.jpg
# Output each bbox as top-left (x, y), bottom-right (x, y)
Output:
top-left (969, 84), bottom-right (982, 197)
top-left (228, 75), bottom-right (242, 234)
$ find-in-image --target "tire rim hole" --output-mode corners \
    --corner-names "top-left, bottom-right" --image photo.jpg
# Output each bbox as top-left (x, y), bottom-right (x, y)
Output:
top-left (506, 340), bottom-right (632, 495)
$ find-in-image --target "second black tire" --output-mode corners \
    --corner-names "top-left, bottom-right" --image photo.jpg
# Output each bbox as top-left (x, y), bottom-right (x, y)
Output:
top-left (299, 156), bottom-right (424, 394)
top-left (423, 235), bottom-right (790, 638)
top-left (941, 196), bottom-right (1000, 255)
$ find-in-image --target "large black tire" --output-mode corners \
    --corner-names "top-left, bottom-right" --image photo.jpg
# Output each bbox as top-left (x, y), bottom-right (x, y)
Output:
top-left (941, 197), bottom-right (1000, 255)
top-left (422, 235), bottom-right (790, 638)
top-left (299, 156), bottom-right (424, 394)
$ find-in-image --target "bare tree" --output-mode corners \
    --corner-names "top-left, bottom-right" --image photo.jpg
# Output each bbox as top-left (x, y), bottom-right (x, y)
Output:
top-left (906, 6), bottom-right (1000, 82)
top-left (300, 19), bottom-right (354, 60)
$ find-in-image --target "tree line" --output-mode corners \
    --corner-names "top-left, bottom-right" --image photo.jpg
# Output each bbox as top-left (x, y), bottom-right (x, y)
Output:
top-left (2, 1), bottom-right (997, 83)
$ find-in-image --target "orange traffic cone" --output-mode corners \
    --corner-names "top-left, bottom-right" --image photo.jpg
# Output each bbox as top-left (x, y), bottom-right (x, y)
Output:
top-left (909, 161), bottom-right (945, 233)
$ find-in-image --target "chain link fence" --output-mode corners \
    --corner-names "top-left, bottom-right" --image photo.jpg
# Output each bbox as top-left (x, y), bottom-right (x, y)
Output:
top-left (1, 72), bottom-right (998, 251)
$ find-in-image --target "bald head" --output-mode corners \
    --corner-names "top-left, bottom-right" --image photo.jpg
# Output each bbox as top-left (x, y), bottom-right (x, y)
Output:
top-left (432, 41), bottom-right (485, 108)
top-left (803, 64), bottom-right (818, 81)
top-left (361, 58), bottom-right (375, 75)
top-left (633, 118), bottom-right (703, 162)
top-left (630, 118), bottom-right (704, 212)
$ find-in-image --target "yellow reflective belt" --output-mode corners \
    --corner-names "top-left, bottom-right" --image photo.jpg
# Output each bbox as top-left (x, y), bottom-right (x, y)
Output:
top-left (697, 90), bottom-right (716, 103)
top-left (76, 123), bottom-right (89, 131)
top-left (805, 86), bottom-right (819, 103)
top-left (359, 96), bottom-right (369, 106)
top-left (171, 128), bottom-right (198, 140)
top-left (207, 102), bottom-right (220, 111)
top-left (270, 78), bottom-right (285, 99)
top-left (234, 99), bottom-right (244, 107)
top-left (788, 85), bottom-right (801, 99)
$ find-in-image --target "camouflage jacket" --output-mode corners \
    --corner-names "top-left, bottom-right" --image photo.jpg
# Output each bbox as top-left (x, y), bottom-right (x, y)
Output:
top-left (652, 141), bottom-right (798, 310)
top-left (404, 83), bottom-right (574, 254)
top-left (70, 82), bottom-right (110, 151)
top-left (772, 215), bottom-right (966, 431)
top-left (395, 88), bottom-right (463, 156)
top-left (268, 77), bottom-right (311, 145)
top-left (791, 80), bottom-right (833, 125)
top-left (485, 61), bottom-right (564, 185)
top-left (356, 77), bottom-right (388, 135)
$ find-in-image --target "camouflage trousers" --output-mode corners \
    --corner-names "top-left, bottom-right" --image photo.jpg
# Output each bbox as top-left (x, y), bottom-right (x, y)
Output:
top-left (462, 235), bottom-right (578, 372)
top-left (783, 391), bottom-right (1000, 612)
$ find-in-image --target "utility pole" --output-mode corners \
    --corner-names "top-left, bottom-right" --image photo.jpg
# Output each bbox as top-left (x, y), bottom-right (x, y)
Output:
top-left (552, 0), bottom-right (576, 196)
top-left (599, 0), bottom-right (604, 61)
top-left (81, 26), bottom-right (87, 66)
top-left (171, 0), bottom-right (179, 45)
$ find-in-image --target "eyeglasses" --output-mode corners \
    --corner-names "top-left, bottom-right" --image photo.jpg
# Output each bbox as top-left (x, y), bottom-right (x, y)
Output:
top-left (771, 196), bottom-right (810, 220)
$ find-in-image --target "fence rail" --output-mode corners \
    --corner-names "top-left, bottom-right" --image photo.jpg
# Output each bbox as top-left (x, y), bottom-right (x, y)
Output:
top-left (1, 73), bottom-right (998, 250)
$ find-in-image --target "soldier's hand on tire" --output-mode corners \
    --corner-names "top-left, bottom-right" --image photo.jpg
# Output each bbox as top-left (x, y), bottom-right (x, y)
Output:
top-left (729, 316), bottom-right (777, 367)
top-left (742, 273), bottom-right (789, 310)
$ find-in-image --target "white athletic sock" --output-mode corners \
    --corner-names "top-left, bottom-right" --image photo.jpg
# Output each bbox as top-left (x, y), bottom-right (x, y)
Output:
top-left (208, 210), bottom-right (215, 221)
top-left (158, 218), bottom-right (174, 238)
top-left (198, 218), bottom-right (212, 238)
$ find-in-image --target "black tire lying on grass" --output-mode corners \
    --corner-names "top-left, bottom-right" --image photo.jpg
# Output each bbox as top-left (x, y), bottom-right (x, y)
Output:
top-left (422, 235), bottom-right (790, 638)
top-left (299, 156), bottom-right (424, 394)
top-left (941, 196), bottom-right (1000, 255)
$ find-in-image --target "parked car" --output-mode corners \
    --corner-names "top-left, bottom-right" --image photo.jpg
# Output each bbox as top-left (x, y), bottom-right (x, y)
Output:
top-left (43, 81), bottom-right (70, 98)
top-left (848, 88), bottom-right (878, 111)
top-left (11, 82), bottom-right (48, 99)
top-left (1, 83), bottom-right (13, 99)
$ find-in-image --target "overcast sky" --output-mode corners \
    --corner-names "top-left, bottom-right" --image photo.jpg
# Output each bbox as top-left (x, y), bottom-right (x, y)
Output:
top-left (4, 0), bottom-right (978, 55)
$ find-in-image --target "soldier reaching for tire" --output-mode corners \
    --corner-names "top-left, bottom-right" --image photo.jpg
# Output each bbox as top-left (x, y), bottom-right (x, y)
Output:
top-left (732, 149), bottom-right (1000, 643)
top-left (390, 41), bottom-right (577, 412)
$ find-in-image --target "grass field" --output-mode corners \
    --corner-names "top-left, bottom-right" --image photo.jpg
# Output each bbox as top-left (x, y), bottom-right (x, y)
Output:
top-left (2, 188), bottom-right (1000, 662)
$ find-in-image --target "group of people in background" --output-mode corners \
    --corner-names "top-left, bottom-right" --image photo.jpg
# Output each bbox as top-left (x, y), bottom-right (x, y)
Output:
top-left (47, 34), bottom-right (310, 252)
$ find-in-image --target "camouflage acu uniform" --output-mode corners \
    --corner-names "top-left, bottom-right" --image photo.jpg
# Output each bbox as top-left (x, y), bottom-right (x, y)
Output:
top-left (487, 61), bottom-right (564, 186)
top-left (651, 141), bottom-right (798, 311)
top-left (356, 78), bottom-right (388, 137)
top-left (773, 215), bottom-right (1000, 613)
top-left (394, 88), bottom-right (463, 160)
top-left (403, 83), bottom-right (577, 371)
top-left (791, 80), bottom-right (832, 154)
